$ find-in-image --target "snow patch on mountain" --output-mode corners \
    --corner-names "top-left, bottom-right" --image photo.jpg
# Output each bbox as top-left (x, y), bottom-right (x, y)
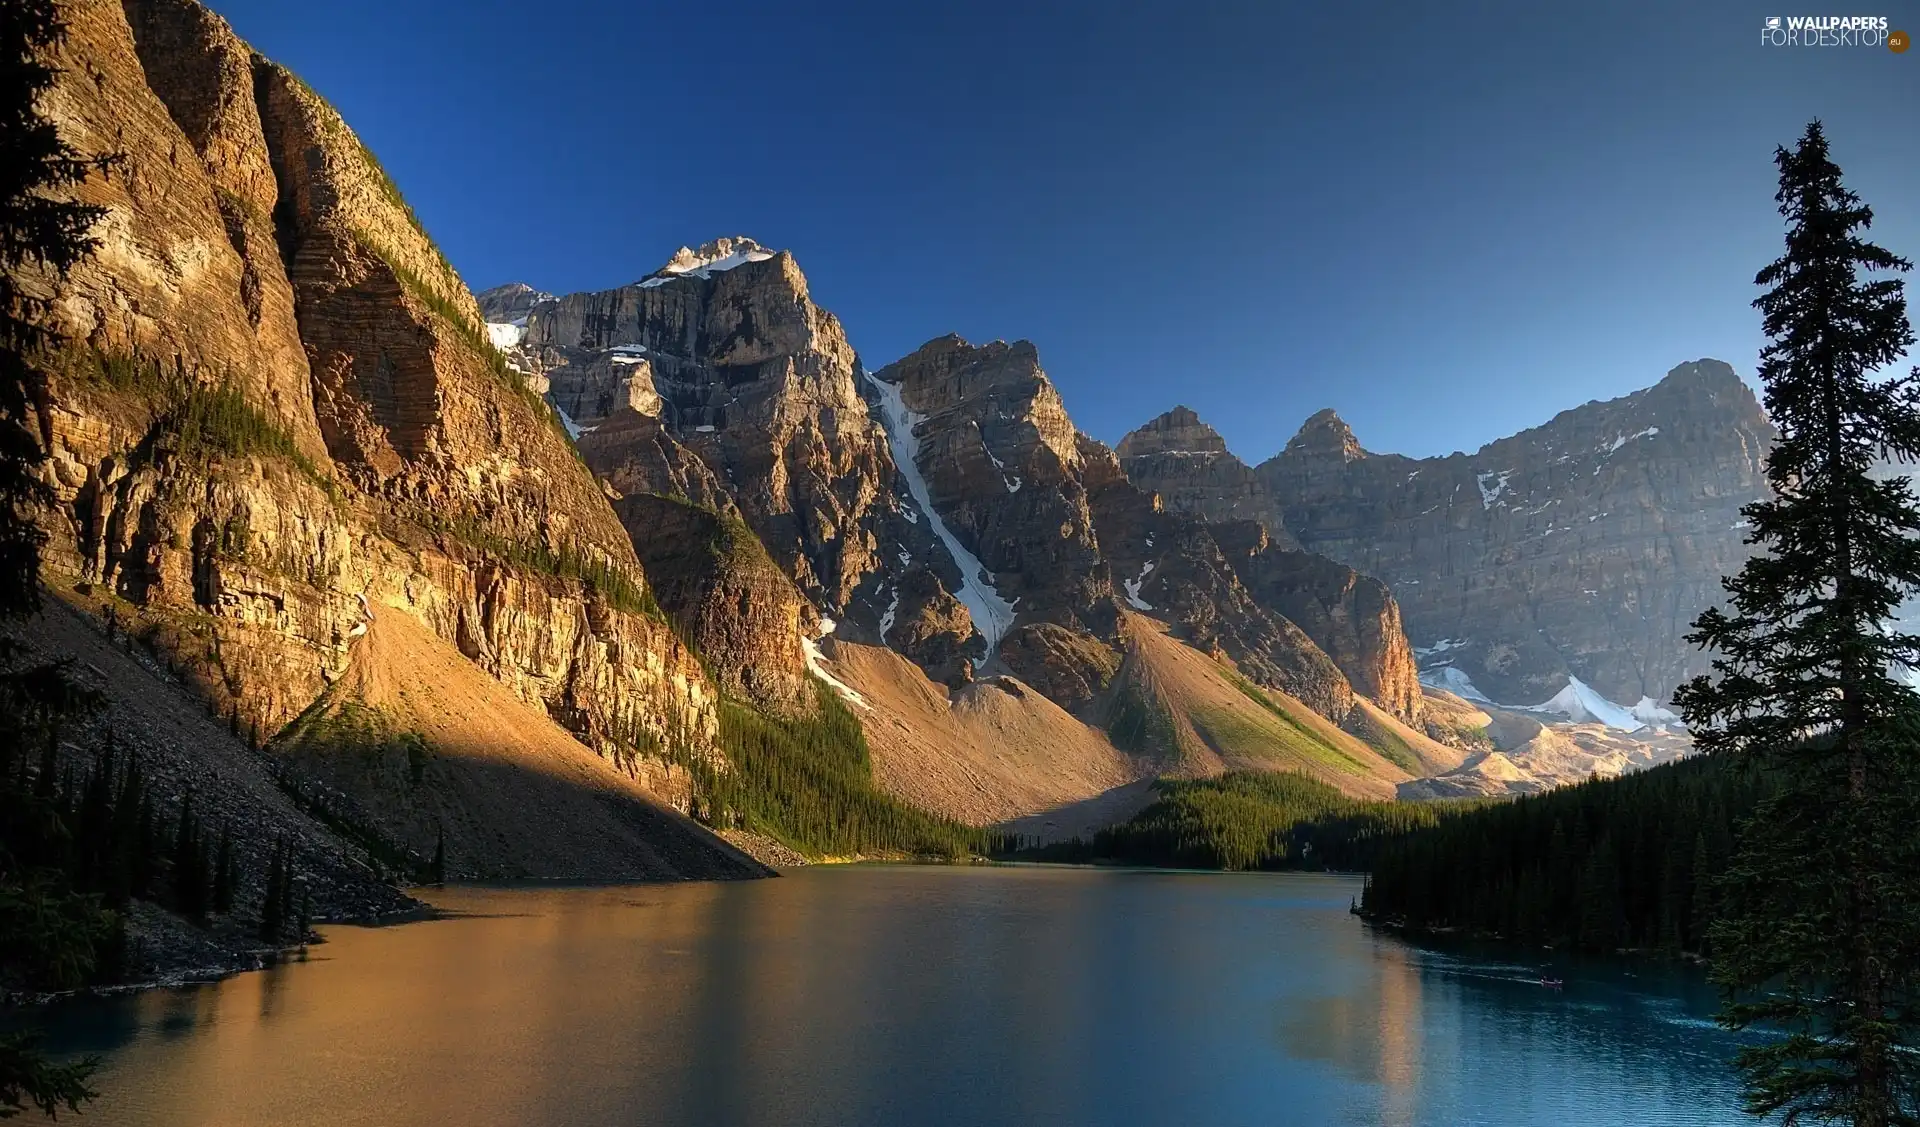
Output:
top-left (1526, 676), bottom-right (1647, 732)
top-left (486, 320), bottom-right (526, 350)
top-left (1628, 697), bottom-right (1680, 725)
top-left (1476, 469), bottom-right (1514, 510)
top-left (638, 243), bottom-right (775, 288)
top-left (1123, 561), bottom-right (1157, 611)
top-left (1420, 665), bottom-right (1491, 702)
top-left (1603, 426), bottom-right (1661, 455)
top-left (802, 617), bottom-right (869, 710)
top-left (1419, 665), bottom-right (1678, 735)
top-left (554, 403), bottom-right (592, 440)
top-left (1413, 638), bottom-right (1468, 659)
top-left (982, 440), bottom-right (1022, 493)
top-left (865, 369), bottom-right (1017, 657)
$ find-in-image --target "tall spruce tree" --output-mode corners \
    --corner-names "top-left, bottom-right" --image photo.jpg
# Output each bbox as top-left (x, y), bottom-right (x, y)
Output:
top-left (0, 0), bottom-right (115, 1118)
top-left (1675, 120), bottom-right (1920, 1126)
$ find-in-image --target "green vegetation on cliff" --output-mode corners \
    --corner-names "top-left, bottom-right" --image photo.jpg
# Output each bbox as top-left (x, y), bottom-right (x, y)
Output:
top-left (420, 512), bottom-right (660, 620)
top-left (1105, 681), bottom-right (1176, 754)
top-left (690, 683), bottom-right (1000, 859)
top-left (79, 348), bottom-right (334, 495)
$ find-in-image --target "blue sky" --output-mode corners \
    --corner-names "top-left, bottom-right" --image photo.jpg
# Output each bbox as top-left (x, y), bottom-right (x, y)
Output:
top-left (206, 1), bottom-right (1919, 459)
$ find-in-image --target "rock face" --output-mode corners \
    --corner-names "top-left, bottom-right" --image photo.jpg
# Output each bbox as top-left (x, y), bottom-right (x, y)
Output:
top-left (540, 241), bottom-right (977, 678)
top-left (613, 494), bottom-right (815, 713)
top-left (1257, 360), bottom-right (1773, 705)
top-left (532, 240), bottom-right (878, 604)
top-left (22, 0), bottom-right (746, 879)
top-left (871, 336), bottom-right (1105, 640)
top-left (1117, 407), bottom-right (1296, 547)
top-left (477, 281), bottom-right (554, 325)
top-left (1210, 520), bottom-right (1424, 724)
top-left (870, 335), bottom-right (1423, 726)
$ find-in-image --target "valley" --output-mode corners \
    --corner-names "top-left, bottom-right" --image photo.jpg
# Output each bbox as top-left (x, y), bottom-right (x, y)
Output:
top-left (9, 0), bottom-right (1752, 992)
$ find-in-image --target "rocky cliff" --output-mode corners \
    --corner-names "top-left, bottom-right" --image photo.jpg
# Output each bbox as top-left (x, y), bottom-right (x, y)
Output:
top-left (1257, 360), bottom-right (1773, 706)
top-left (477, 281), bottom-right (554, 326)
top-left (1114, 408), bottom-right (1426, 728)
top-left (870, 335), bottom-right (1426, 728)
top-left (530, 240), bottom-right (980, 686)
top-left (612, 493), bottom-right (815, 713)
top-left (22, 0), bottom-right (747, 879)
top-left (1207, 520), bottom-right (1424, 724)
top-left (1116, 407), bottom-right (1296, 547)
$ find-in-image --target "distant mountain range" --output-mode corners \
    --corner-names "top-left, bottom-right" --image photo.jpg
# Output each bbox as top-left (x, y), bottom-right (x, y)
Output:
top-left (16, 0), bottom-right (1770, 954)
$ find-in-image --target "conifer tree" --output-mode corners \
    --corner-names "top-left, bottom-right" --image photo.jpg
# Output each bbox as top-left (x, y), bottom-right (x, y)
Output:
top-left (259, 838), bottom-right (286, 943)
top-left (169, 788), bottom-right (209, 920)
top-left (212, 822), bottom-right (234, 914)
top-left (1675, 120), bottom-right (1920, 1127)
top-left (275, 851), bottom-right (297, 941)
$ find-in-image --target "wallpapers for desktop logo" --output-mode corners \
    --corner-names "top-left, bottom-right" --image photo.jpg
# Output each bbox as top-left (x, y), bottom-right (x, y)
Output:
top-left (1760, 14), bottom-right (1906, 48)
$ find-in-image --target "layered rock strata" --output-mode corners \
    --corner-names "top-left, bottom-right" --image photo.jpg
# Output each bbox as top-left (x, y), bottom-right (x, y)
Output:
top-left (23, 0), bottom-right (742, 878)
top-left (1258, 361), bottom-right (1772, 704)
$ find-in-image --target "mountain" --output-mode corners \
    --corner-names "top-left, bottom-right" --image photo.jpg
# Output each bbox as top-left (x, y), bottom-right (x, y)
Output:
top-left (867, 335), bottom-right (1427, 731)
top-left (1116, 407), bottom-right (1296, 547)
top-left (1126, 363), bottom-right (1772, 709)
top-left (19, 0), bottom-right (1730, 937)
top-left (517, 255), bottom-right (1438, 810)
top-left (476, 281), bottom-right (554, 326)
top-left (502, 250), bottom-right (1431, 749)
top-left (24, 0), bottom-right (756, 885)
top-left (513, 236), bottom-right (983, 690)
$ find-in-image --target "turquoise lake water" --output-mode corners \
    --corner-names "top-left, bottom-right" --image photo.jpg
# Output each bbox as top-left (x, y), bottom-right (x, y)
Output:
top-left (25, 865), bottom-right (1755, 1126)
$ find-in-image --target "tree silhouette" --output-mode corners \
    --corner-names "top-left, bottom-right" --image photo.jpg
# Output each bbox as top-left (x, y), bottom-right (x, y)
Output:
top-left (1676, 120), bottom-right (1920, 1127)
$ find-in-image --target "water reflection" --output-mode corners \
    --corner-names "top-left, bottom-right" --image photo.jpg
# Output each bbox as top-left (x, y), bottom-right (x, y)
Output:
top-left (1274, 937), bottom-right (1422, 1125)
top-left (20, 867), bottom-right (1750, 1127)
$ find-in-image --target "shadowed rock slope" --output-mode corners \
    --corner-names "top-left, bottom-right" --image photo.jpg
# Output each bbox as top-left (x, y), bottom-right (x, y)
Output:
top-left (273, 611), bottom-right (768, 880)
top-left (868, 335), bottom-right (1422, 734)
top-left (548, 240), bottom-right (981, 686)
top-left (13, 598), bottom-right (418, 981)
top-left (1117, 406), bottom-right (1296, 547)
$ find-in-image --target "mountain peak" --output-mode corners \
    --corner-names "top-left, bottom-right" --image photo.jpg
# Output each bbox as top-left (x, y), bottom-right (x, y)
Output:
top-left (1646, 359), bottom-right (1769, 427)
top-left (639, 237), bottom-right (777, 287)
top-left (1654, 358), bottom-right (1744, 396)
top-left (476, 281), bottom-right (555, 324)
top-left (1285, 408), bottom-right (1365, 462)
top-left (1116, 405), bottom-right (1230, 459)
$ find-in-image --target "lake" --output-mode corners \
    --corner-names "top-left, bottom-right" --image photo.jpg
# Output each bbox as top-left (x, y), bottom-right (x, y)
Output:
top-left (24, 865), bottom-right (1752, 1126)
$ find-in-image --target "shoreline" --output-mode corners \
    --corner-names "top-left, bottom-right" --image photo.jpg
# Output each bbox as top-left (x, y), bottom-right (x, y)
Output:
top-left (1352, 909), bottom-right (1714, 967)
top-left (3, 902), bottom-right (443, 1009)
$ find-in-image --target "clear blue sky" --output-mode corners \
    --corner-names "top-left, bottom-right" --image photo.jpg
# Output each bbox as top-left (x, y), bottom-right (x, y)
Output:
top-left (206, 0), bottom-right (1919, 459)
